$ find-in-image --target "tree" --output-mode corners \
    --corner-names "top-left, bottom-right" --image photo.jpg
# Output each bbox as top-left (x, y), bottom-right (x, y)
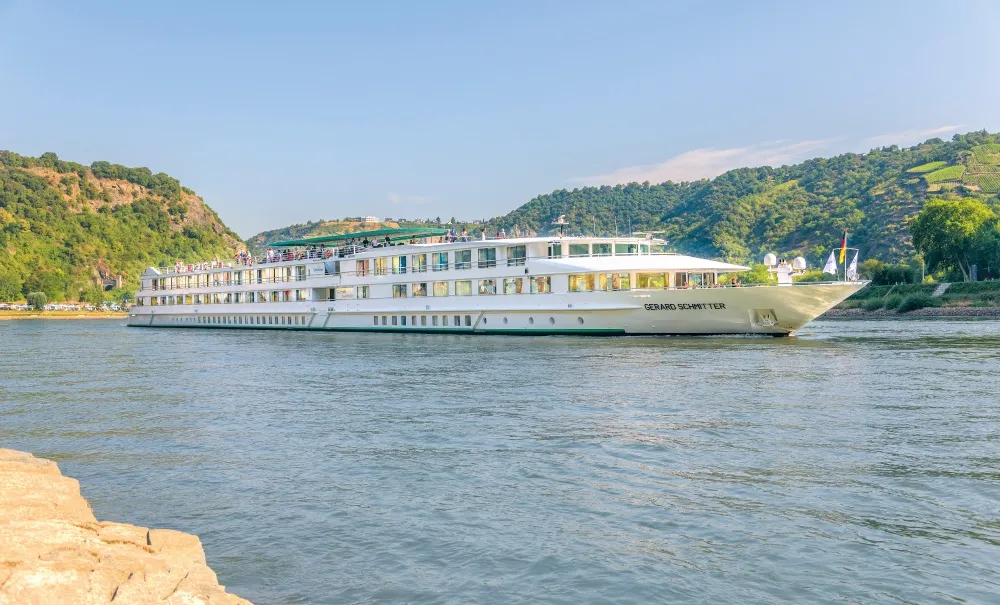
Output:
top-left (911, 198), bottom-right (995, 281)
top-left (26, 291), bottom-right (47, 310)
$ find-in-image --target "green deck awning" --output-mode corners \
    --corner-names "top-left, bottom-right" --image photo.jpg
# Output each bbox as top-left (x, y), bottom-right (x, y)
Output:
top-left (268, 227), bottom-right (449, 247)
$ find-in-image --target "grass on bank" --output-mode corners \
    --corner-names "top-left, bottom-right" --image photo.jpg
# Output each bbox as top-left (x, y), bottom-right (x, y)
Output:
top-left (840, 280), bottom-right (1000, 311)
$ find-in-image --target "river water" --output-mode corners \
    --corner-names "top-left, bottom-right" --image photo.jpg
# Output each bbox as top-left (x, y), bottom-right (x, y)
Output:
top-left (2, 319), bottom-right (999, 604)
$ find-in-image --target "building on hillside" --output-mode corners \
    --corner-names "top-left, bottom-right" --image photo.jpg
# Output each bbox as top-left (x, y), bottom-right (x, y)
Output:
top-left (361, 216), bottom-right (380, 224)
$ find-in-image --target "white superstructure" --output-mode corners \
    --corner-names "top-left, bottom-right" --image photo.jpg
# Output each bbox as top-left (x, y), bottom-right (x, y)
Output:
top-left (127, 228), bottom-right (865, 335)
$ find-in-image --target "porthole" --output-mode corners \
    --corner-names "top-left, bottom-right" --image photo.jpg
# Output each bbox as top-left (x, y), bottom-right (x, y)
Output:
top-left (529, 317), bottom-right (534, 324)
top-left (578, 317), bottom-right (584, 325)
top-left (482, 318), bottom-right (488, 324)
top-left (503, 317), bottom-right (508, 324)
top-left (549, 317), bottom-right (555, 325)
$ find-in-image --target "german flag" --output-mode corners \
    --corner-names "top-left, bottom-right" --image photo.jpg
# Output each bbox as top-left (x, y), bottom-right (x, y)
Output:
top-left (839, 230), bottom-right (848, 264)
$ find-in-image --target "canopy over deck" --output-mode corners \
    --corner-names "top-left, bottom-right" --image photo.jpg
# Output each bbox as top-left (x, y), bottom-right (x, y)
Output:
top-left (269, 227), bottom-right (450, 247)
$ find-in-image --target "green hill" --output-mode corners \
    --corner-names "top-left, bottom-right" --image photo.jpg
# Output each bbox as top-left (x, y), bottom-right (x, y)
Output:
top-left (245, 219), bottom-right (403, 256)
top-left (481, 130), bottom-right (1000, 264)
top-left (249, 131), bottom-right (1000, 267)
top-left (0, 151), bottom-right (242, 302)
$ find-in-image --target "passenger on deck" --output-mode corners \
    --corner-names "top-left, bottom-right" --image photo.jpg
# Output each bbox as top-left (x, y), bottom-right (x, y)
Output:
top-left (460, 228), bottom-right (469, 242)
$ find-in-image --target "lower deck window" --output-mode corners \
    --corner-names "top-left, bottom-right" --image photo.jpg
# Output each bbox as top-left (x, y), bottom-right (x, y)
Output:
top-left (531, 276), bottom-right (551, 293)
top-left (569, 274), bottom-right (595, 292)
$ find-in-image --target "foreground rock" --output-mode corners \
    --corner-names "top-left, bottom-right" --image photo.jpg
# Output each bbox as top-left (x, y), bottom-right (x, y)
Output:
top-left (0, 449), bottom-right (252, 605)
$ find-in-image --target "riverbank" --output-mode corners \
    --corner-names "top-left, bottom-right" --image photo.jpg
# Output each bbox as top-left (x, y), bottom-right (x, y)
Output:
top-left (823, 305), bottom-right (1000, 318)
top-left (0, 311), bottom-right (127, 321)
top-left (0, 449), bottom-right (252, 604)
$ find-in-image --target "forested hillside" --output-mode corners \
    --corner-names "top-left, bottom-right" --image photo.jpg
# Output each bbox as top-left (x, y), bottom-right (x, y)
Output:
top-left (246, 219), bottom-right (400, 256)
top-left (483, 131), bottom-right (1000, 263)
top-left (249, 131), bottom-right (1000, 266)
top-left (0, 151), bottom-right (241, 302)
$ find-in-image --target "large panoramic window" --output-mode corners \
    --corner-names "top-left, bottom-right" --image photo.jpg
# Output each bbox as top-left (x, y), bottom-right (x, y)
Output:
top-left (568, 274), bottom-right (595, 292)
top-left (592, 243), bottom-right (612, 257)
top-left (455, 280), bottom-right (472, 295)
top-left (433, 281), bottom-right (449, 296)
top-left (530, 276), bottom-right (551, 293)
top-left (455, 249), bottom-right (472, 270)
top-left (479, 279), bottom-right (497, 295)
top-left (411, 282), bottom-right (428, 297)
top-left (600, 273), bottom-right (630, 291)
top-left (411, 254), bottom-right (427, 273)
top-left (547, 243), bottom-right (562, 258)
top-left (478, 248), bottom-right (496, 269)
top-left (506, 245), bottom-right (526, 267)
top-left (393, 284), bottom-right (408, 298)
top-left (432, 251), bottom-right (449, 271)
top-left (356, 259), bottom-right (370, 277)
top-left (375, 257), bottom-right (389, 276)
top-left (636, 273), bottom-right (667, 289)
top-left (392, 255), bottom-right (407, 275)
top-left (357, 285), bottom-right (370, 299)
top-left (503, 277), bottom-right (523, 294)
top-left (615, 243), bottom-right (638, 256)
top-left (569, 244), bottom-right (589, 258)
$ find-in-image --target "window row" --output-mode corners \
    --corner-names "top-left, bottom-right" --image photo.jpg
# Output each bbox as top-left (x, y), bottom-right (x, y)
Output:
top-left (194, 314), bottom-right (309, 326)
top-left (151, 266), bottom-right (307, 290)
top-left (148, 289), bottom-right (311, 306)
top-left (567, 271), bottom-right (718, 291)
top-left (388, 276), bottom-right (551, 298)
top-left (374, 314), bottom-right (473, 327)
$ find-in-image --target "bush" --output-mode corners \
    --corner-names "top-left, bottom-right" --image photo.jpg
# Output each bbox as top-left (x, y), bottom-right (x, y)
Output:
top-left (897, 293), bottom-right (940, 313)
top-left (883, 294), bottom-right (904, 310)
top-left (862, 298), bottom-right (886, 311)
top-left (26, 291), bottom-right (47, 310)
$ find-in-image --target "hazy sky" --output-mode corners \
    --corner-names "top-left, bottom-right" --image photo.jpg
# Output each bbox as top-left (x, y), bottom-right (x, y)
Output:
top-left (2, 0), bottom-right (998, 237)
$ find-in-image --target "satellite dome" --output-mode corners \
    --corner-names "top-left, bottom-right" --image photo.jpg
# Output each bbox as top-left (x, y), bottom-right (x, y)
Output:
top-left (792, 256), bottom-right (807, 270)
top-left (763, 253), bottom-right (777, 267)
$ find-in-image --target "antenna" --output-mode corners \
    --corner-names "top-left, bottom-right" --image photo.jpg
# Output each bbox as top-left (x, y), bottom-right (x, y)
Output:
top-left (552, 215), bottom-right (568, 238)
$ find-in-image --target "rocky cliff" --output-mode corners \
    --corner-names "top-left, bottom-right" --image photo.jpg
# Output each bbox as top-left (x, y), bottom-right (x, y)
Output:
top-left (0, 448), bottom-right (252, 604)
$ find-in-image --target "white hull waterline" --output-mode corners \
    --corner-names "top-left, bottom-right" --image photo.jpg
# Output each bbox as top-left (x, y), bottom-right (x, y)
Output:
top-left (128, 230), bottom-right (865, 336)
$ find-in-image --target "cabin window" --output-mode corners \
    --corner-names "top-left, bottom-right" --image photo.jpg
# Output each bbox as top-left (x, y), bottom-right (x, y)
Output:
top-left (432, 316), bottom-right (438, 326)
top-left (184, 295), bottom-right (193, 304)
top-left (382, 315), bottom-right (387, 325)
top-left (503, 277), bottom-right (523, 294)
top-left (334, 287), bottom-right (354, 300)
top-left (547, 243), bottom-right (562, 258)
top-left (506, 245), bottom-right (526, 266)
top-left (433, 281), bottom-right (449, 296)
top-left (455, 249), bottom-right (472, 270)
top-left (530, 276), bottom-right (551, 293)
top-left (569, 244), bottom-right (589, 257)
top-left (411, 315), bottom-right (417, 326)
top-left (391, 255), bottom-right (407, 275)
top-left (640, 244), bottom-right (649, 254)
top-left (411, 283), bottom-right (428, 297)
top-left (411, 254), bottom-right (427, 273)
top-left (598, 273), bottom-right (630, 291)
top-left (232, 293), bottom-right (241, 304)
top-left (234, 272), bottom-right (243, 286)
top-left (676, 273), bottom-right (688, 288)
top-left (392, 316), bottom-right (398, 326)
top-left (465, 315), bottom-right (472, 326)
top-left (358, 285), bottom-right (370, 299)
top-left (393, 284), bottom-right (408, 298)
top-left (636, 273), bottom-right (667, 289)
top-left (356, 259), bottom-right (370, 277)
top-left (400, 315), bottom-right (406, 326)
top-left (455, 280), bottom-right (472, 296)
top-left (689, 273), bottom-right (704, 288)
top-left (324, 261), bottom-right (341, 276)
top-left (432, 252), bottom-right (449, 271)
top-left (592, 243), bottom-right (612, 257)
top-left (374, 315), bottom-right (379, 325)
top-left (259, 292), bottom-right (268, 303)
top-left (151, 297), bottom-right (159, 306)
top-left (375, 257), bottom-right (389, 275)
top-left (568, 274), bottom-right (595, 292)
top-left (479, 279), bottom-right (497, 295)
top-left (442, 315), bottom-right (449, 326)
top-left (478, 248), bottom-right (496, 268)
top-left (421, 316), bottom-right (427, 326)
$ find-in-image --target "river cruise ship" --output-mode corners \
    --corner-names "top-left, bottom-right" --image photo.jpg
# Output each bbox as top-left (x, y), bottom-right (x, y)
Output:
top-left (127, 227), bottom-right (865, 335)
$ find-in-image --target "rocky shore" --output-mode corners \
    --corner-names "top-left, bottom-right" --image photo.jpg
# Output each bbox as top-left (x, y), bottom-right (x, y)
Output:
top-left (0, 449), bottom-right (252, 604)
top-left (823, 306), bottom-right (1000, 319)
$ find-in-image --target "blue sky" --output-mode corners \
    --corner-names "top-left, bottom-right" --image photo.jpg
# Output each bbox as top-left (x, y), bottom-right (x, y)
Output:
top-left (1, 0), bottom-right (998, 237)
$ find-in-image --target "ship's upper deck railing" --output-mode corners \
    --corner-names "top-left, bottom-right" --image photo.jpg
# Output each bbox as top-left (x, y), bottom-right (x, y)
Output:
top-left (153, 235), bottom-right (672, 276)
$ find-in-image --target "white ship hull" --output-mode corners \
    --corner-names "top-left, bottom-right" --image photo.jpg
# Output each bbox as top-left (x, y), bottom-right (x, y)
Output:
top-left (127, 282), bottom-right (863, 336)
